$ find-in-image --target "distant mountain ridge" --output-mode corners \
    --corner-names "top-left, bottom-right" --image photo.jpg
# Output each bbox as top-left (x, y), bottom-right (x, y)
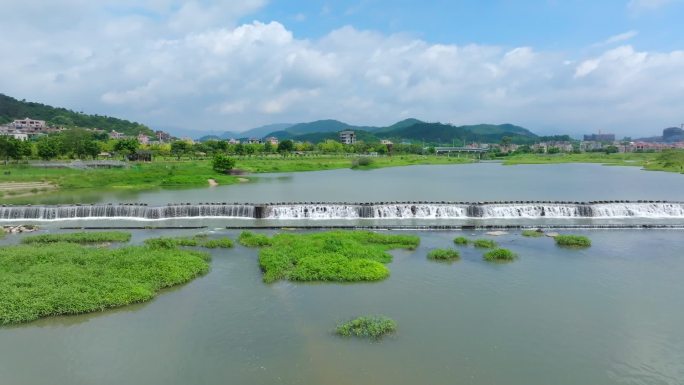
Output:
top-left (0, 93), bottom-right (152, 135)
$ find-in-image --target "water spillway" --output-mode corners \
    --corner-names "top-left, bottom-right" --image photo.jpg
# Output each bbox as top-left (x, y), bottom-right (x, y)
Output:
top-left (1, 201), bottom-right (684, 221)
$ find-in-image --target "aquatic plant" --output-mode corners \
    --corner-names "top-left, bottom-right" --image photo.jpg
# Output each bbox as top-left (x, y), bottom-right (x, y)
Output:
top-left (248, 230), bottom-right (419, 283)
top-left (21, 231), bottom-right (131, 244)
top-left (555, 235), bottom-right (591, 248)
top-left (144, 235), bottom-right (233, 249)
top-left (0, 242), bottom-right (209, 325)
top-left (335, 315), bottom-right (397, 339)
top-left (522, 229), bottom-right (544, 237)
top-left (483, 248), bottom-right (517, 262)
top-left (427, 248), bottom-right (460, 261)
top-left (473, 239), bottom-right (497, 248)
top-left (453, 236), bottom-right (469, 245)
top-left (238, 231), bottom-right (273, 247)
top-left (202, 237), bottom-right (234, 249)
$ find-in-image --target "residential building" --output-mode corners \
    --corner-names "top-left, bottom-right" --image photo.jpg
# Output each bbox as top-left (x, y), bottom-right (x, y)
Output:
top-left (247, 138), bottom-right (262, 144)
top-left (380, 140), bottom-right (393, 145)
top-left (265, 137), bottom-right (279, 146)
top-left (155, 130), bottom-right (172, 142)
top-left (137, 134), bottom-right (150, 145)
top-left (583, 133), bottom-right (615, 142)
top-left (228, 138), bottom-right (240, 145)
top-left (109, 130), bottom-right (126, 140)
top-left (10, 117), bottom-right (46, 131)
top-left (339, 130), bottom-right (356, 145)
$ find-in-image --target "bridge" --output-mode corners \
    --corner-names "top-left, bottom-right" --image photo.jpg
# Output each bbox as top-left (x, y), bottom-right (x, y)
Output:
top-left (433, 146), bottom-right (488, 156)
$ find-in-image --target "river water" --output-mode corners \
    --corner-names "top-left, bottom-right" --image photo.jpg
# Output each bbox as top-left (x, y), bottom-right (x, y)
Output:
top-left (1, 164), bottom-right (683, 385)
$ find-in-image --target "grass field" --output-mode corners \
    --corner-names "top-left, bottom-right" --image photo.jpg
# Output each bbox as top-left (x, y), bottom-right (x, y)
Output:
top-left (501, 152), bottom-right (683, 174)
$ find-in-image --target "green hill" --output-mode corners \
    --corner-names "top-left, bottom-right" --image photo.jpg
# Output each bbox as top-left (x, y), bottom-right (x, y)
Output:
top-left (378, 122), bottom-right (538, 145)
top-left (0, 94), bottom-right (153, 135)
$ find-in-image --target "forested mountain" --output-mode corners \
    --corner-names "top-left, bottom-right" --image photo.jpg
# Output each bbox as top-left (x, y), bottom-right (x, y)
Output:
top-left (0, 94), bottom-right (152, 135)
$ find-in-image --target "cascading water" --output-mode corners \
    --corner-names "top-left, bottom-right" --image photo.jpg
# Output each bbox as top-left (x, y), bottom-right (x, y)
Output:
top-left (1, 201), bottom-right (683, 220)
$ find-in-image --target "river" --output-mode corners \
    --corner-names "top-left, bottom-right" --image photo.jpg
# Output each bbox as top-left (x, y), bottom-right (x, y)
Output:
top-left (1, 163), bottom-right (683, 385)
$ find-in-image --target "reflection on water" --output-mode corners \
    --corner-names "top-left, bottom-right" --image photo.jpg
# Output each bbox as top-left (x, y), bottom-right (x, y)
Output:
top-left (1, 229), bottom-right (683, 385)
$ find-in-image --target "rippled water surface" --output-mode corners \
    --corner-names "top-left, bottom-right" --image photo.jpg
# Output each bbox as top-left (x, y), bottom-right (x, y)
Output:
top-left (1, 229), bottom-right (683, 385)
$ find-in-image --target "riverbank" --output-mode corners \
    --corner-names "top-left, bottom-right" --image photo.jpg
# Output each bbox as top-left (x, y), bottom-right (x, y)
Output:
top-left (0, 155), bottom-right (473, 202)
top-left (500, 153), bottom-right (683, 173)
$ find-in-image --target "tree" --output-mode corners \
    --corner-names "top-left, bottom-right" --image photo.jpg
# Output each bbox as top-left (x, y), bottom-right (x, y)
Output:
top-left (0, 136), bottom-right (21, 164)
top-left (263, 141), bottom-right (274, 153)
top-left (113, 138), bottom-right (139, 159)
top-left (277, 139), bottom-right (294, 154)
top-left (604, 145), bottom-right (619, 154)
top-left (171, 141), bottom-right (190, 160)
top-left (36, 136), bottom-right (61, 160)
top-left (212, 153), bottom-right (235, 173)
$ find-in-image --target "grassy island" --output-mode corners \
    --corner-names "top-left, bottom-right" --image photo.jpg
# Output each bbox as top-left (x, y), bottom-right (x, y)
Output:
top-left (0, 242), bottom-right (209, 325)
top-left (555, 235), bottom-right (592, 248)
top-left (483, 248), bottom-right (517, 262)
top-left (335, 315), bottom-right (397, 339)
top-left (21, 231), bottom-right (132, 244)
top-left (473, 239), bottom-right (498, 248)
top-left (427, 248), bottom-right (461, 261)
top-left (239, 230), bottom-right (419, 283)
top-left (522, 229), bottom-right (544, 237)
top-left (453, 236), bottom-right (469, 245)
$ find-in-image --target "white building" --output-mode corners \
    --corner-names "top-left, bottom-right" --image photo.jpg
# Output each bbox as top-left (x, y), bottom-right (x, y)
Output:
top-left (137, 134), bottom-right (150, 145)
top-left (10, 117), bottom-right (46, 131)
top-left (265, 137), bottom-right (279, 146)
top-left (339, 130), bottom-right (356, 145)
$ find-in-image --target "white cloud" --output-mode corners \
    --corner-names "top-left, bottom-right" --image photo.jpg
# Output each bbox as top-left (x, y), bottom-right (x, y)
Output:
top-left (628, 0), bottom-right (675, 11)
top-left (593, 30), bottom-right (639, 47)
top-left (0, 1), bottom-right (683, 137)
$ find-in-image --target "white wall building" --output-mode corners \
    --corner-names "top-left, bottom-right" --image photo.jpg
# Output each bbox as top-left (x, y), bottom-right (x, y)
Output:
top-left (339, 130), bottom-right (356, 145)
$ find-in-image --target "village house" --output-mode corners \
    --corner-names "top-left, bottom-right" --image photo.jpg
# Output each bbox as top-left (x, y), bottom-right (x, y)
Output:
top-left (339, 130), bottom-right (356, 144)
top-left (137, 133), bottom-right (150, 145)
top-left (265, 137), bottom-right (279, 146)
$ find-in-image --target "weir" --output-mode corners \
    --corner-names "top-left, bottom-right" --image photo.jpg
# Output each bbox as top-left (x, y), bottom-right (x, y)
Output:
top-left (1, 201), bottom-right (684, 220)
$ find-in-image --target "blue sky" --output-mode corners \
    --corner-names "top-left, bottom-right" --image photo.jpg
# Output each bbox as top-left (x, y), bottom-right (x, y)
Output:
top-left (0, 0), bottom-right (682, 137)
top-left (250, 0), bottom-right (683, 50)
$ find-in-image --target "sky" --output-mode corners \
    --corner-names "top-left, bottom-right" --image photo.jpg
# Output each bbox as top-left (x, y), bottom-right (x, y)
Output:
top-left (1, 0), bottom-right (683, 137)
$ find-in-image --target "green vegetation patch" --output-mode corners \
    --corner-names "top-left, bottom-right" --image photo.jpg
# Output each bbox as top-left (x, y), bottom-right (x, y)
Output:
top-left (555, 235), bottom-right (591, 248)
top-left (238, 231), bottom-right (273, 247)
top-left (473, 239), bottom-right (497, 248)
top-left (335, 315), bottom-right (397, 339)
top-left (245, 230), bottom-right (419, 283)
top-left (522, 229), bottom-right (544, 237)
top-left (483, 248), bottom-right (518, 262)
top-left (21, 231), bottom-right (131, 244)
top-left (453, 236), bottom-right (469, 245)
top-left (427, 248), bottom-right (460, 261)
top-left (144, 234), bottom-right (233, 249)
top-left (0, 242), bottom-right (209, 325)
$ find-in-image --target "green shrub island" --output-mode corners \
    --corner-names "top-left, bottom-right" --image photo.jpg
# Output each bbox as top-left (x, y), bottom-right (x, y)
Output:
top-left (0, 242), bottom-right (210, 325)
top-left (554, 235), bottom-right (591, 248)
top-left (335, 315), bottom-right (397, 339)
top-left (427, 248), bottom-right (461, 261)
top-left (238, 231), bottom-right (273, 247)
top-left (521, 229), bottom-right (544, 237)
top-left (241, 230), bottom-right (419, 283)
top-left (21, 231), bottom-right (132, 244)
top-left (483, 248), bottom-right (518, 262)
top-left (473, 239), bottom-right (498, 248)
top-left (144, 235), bottom-right (234, 249)
top-left (453, 236), bottom-right (469, 245)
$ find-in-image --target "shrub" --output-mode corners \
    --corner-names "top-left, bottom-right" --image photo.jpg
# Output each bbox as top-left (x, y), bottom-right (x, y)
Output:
top-left (238, 231), bottom-right (273, 247)
top-left (555, 235), bottom-right (591, 248)
top-left (522, 229), bottom-right (544, 237)
top-left (335, 315), bottom-right (397, 339)
top-left (351, 157), bottom-right (374, 169)
top-left (0, 243), bottom-right (209, 324)
top-left (453, 236), bottom-right (469, 245)
top-left (427, 248), bottom-right (460, 261)
top-left (483, 248), bottom-right (517, 262)
top-left (21, 231), bottom-right (131, 244)
top-left (248, 230), bottom-right (420, 283)
top-left (212, 153), bottom-right (235, 173)
top-left (473, 239), bottom-right (497, 248)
